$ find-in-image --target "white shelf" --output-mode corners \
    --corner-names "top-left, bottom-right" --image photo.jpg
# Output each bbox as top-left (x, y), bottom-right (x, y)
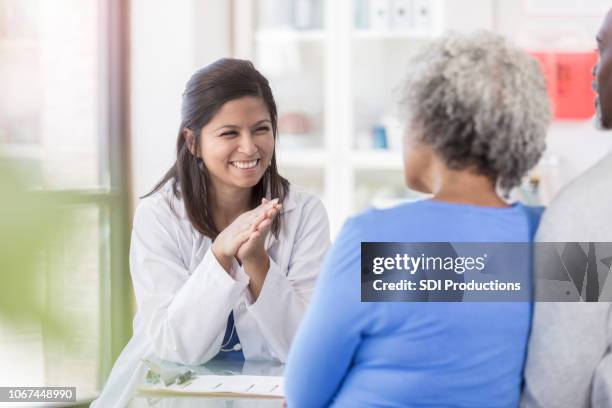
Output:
top-left (278, 149), bottom-right (404, 170)
top-left (276, 148), bottom-right (328, 168)
top-left (349, 150), bottom-right (404, 170)
top-left (353, 29), bottom-right (435, 40)
top-left (255, 29), bottom-right (325, 43)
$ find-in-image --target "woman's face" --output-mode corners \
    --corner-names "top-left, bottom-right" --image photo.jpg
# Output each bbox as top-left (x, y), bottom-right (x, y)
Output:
top-left (199, 96), bottom-right (274, 192)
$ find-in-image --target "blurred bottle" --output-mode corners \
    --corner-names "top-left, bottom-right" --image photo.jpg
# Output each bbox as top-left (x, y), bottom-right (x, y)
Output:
top-left (381, 113), bottom-right (404, 151)
top-left (372, 125), bottom-right (388, 149)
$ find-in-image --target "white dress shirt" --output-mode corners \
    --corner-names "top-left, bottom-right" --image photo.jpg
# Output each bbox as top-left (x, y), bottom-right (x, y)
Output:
top-left (92, 181), bottom-right (330, 407)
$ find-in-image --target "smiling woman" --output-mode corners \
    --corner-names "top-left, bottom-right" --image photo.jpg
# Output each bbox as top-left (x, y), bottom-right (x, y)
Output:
top-left (92, 59), bottom-right (331, 407)
top-left (148, 59), bottom-right (289, 240)
top-left (193, 97), bottom-right (275, 191)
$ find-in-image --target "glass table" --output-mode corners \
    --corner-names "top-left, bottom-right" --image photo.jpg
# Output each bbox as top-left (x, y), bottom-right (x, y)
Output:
top-left (128, 359), bottom-right (285, 407)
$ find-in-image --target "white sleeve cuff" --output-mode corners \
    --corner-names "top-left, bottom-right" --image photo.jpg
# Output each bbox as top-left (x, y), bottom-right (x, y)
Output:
top-left (191, 248), bottom-right (249, 294)
top-left (207, 248), bottom-right (250, 286)
top-left (246, 257), bottom-right (287, 315)
top-left (229, 261), bottom-right (250, 286)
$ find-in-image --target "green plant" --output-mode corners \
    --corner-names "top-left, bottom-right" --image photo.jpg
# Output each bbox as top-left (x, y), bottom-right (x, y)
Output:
top-left (0, 159), bottom-right (72, 336)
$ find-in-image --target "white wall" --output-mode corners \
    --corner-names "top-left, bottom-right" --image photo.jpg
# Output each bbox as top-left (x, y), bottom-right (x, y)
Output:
top-left (442, 0), bottom-right (495, 32)
top-left (495, 0), bottom-right (603, 50)
top-left (130, 0), bottom-right (231, 208)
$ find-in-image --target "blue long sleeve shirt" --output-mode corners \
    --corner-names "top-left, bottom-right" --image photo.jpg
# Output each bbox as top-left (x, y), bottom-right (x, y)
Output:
top-left (285, 200), bottom-right (542, 408)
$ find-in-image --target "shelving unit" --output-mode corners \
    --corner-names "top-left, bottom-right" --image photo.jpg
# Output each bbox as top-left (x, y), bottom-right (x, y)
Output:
top-left (255, 29), bottom-right (326, 42)
top-left (234, 0), bottom-right (443, 235)
top-left (276, 147), bottom-right (329, 168)
top-left (352, 29), bottom-right (436, 40)
top-left (349, 150), bottom-right (403, 170)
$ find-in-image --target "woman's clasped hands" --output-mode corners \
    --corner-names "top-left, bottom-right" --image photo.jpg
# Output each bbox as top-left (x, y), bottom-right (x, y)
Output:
top-left (211, 198), bottom-right (282, 296)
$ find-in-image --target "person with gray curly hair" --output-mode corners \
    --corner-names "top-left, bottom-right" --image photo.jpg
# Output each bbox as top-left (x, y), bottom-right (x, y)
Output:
top-left (400, 31), bottom-right (550, 197)
top-left (285, 32), bottom-right (551, 407)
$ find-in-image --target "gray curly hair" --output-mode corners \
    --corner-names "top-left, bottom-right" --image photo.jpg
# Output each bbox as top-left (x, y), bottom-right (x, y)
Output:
top-left (400, 31), bottom-right (551, 193)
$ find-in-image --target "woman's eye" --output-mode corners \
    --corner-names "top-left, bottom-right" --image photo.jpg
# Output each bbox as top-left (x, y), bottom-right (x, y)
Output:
top-left (255, 126), bottom-right (270, 133)
top-left (220, 131), bottom-right (237, 137)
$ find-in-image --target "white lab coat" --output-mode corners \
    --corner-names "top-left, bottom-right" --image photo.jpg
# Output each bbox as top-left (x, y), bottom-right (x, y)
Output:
top-left (91, 181), bottom-right (330, 407)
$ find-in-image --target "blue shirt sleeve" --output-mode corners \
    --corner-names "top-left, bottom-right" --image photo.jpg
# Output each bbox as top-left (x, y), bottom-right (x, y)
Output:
top-left (284, 217), bottom-right (375, 407)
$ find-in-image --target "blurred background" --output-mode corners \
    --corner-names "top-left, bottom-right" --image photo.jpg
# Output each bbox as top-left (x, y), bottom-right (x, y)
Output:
top-left (0, 0), bottom-right (610, 405)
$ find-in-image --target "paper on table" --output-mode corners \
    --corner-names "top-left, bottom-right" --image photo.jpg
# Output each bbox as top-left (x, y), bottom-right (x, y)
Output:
top-left (139, 375), bottom-right (284, 399)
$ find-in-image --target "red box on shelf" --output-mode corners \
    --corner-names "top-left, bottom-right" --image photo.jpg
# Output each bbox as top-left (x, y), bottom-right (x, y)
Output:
top-left (530, 51), bottom-right (598, 120)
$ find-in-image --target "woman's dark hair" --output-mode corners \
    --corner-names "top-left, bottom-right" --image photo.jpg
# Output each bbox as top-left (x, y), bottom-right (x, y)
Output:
top-left (144, 58), bottom-right (289, 239)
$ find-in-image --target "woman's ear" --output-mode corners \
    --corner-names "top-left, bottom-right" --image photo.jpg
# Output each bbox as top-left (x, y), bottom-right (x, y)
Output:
top-left (183, 128), bottom-right (197, 157)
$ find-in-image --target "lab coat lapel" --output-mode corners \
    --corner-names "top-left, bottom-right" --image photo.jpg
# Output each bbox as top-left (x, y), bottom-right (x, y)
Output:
top-left (264, 187), bottom-right (298, 250)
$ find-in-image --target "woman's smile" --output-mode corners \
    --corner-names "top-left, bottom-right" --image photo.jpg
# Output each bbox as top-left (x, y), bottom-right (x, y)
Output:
top-left (230, 159), bottom-right (260, 170)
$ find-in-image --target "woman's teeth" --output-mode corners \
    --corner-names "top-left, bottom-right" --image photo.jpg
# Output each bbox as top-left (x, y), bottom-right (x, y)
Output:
top-left (231, 159), bottom-right (259, 169)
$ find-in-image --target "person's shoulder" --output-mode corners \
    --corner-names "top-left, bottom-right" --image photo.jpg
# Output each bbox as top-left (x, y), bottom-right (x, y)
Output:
top-left (351, 199), bottom-right (429, 225)
top-left (518, 203), bottom-right (544, 223)
top-left (134, 179), bottom-right (185, 226)
top-left (549, 153), bottom-right (612, 210)
top-left (339, 200), bottom-right (427, 240)
top-left (283, 185), bottom-right (327, 216)
top-left (538, 153), bottom-right (612, 241)
top-left (276, 185), bottom-right (330, 240)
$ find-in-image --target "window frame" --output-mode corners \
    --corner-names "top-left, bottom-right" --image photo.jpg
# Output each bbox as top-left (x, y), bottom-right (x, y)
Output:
top-left (33, 0), bottom-right (133, 393)
top-left (97, 0), bottom-right (132, 387)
